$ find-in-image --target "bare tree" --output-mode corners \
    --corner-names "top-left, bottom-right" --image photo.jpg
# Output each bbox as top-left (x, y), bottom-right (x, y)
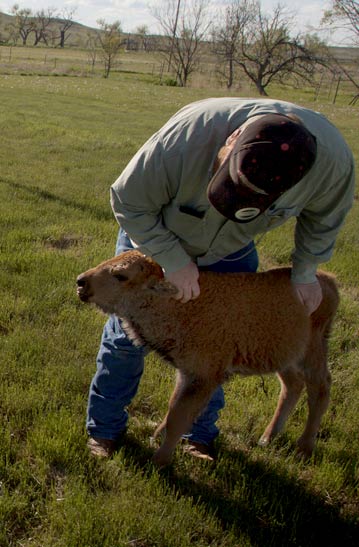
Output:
top-left (322, 0), bottom-right (359, 43)
top-left (86, 32), bottom-right (99, 73)
top-left (10, 4), bottom-right (34, 45)
top-left (33, 8), bottom-right (56, 46)
top-left (97, 19), bottom-right (123, 78)
top-left (6, 21), bottom-right (19, 45)
top-left (211, 0), bottom-right (256, 88)
top-left (57, 8), bottom-right (76, 48)
top-left (322, 1), bottom-right (359, 102)
top-left (152, 0), bottom-right (210, 86)
top-left (136, 24), bottom-right (151, 51)
top-left (212, 1), bottom-right (326, 96)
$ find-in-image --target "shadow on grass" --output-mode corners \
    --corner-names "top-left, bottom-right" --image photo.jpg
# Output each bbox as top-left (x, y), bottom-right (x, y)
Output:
top-left (0, 177), bottom-right (112, 222)
top-left (116, 435), bottom-right (359, 547)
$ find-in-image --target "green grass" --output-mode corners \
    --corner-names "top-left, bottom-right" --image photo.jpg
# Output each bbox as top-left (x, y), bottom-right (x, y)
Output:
top-left (0, 66), bottom-right (358, 547)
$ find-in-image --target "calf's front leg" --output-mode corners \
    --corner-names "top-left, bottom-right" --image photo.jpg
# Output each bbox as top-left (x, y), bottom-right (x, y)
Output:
top-left (152, 370), bottom-right (217, 467)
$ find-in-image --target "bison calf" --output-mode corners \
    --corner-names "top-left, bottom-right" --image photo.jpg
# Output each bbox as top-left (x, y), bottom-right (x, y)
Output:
top-left (77, 250), bottom-right (339, 467)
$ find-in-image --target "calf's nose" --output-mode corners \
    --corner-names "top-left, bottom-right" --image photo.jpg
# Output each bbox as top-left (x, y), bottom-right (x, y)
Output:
top-left (76, 274), bottom-right (90, 301)
top-left (76, 274), bottom-right (87, 288)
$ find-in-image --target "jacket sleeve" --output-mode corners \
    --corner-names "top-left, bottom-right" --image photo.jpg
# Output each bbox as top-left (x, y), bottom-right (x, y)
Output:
top-left (291, 156), bottom-right (355, 284)
top-left (110, 134), bottom-right (192, 273)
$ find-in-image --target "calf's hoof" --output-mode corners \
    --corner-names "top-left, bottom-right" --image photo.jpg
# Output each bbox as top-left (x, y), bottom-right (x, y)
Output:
top-left (258, 437), bottom-right (269, 447)
top-left (296, 441), bottom-right (314, 461)
top-left (152, 448), bottom-right (172, 468)
top-left (258, 433), bottom-right (272, 447)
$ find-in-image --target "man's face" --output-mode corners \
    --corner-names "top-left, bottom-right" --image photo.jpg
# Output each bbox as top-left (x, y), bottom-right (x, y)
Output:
top-left (214, 115), bottom-right (268, 171)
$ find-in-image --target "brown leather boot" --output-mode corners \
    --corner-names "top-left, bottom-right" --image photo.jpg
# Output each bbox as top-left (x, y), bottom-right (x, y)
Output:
top-left (87, 437), bottom-right (118, 458)
top-left (182, 440), bottom-right (216, 461)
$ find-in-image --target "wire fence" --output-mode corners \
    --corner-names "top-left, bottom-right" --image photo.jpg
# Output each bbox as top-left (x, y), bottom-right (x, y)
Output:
top-left (0, 45), bottom-right (358, 104)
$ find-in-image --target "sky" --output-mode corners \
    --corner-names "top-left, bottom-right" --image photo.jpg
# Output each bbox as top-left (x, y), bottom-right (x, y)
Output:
top-left (0, 0), bottom-right (348, 45)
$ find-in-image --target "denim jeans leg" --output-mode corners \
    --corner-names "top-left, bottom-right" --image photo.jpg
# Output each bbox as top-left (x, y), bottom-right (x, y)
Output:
top-left (184, 385), bottom-right (225, 445)
top-left (186, 241), bottom-right (259, 445)
top-left (86, 228), bottom-right (144, 440)
top-left (86, 316), bottom-right (145, 440)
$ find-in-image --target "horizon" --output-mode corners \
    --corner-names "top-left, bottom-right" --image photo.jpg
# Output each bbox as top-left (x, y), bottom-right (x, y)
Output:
top-left (0, 0), bottom-right (350, 46)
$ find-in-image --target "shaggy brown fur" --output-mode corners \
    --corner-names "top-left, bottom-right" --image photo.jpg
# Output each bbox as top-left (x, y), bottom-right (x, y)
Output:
top-left (77, 250), bottom-right (339, 466)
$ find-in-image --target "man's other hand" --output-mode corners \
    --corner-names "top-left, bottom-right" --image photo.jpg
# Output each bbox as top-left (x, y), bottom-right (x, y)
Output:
top-left (165, 262), bottom-right (200, 303)
top-left (293, 280), bottom-right (323, 315)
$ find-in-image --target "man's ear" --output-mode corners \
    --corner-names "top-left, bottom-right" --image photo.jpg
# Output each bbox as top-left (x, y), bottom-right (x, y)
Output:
top-left (226, 127), bottom-right (241, 146)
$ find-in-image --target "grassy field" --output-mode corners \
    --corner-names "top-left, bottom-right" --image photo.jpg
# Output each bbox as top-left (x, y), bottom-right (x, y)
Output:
top-left (0, 44), bottom-right (165, 82)
top-left (0, 59), bottom-right (358, 547)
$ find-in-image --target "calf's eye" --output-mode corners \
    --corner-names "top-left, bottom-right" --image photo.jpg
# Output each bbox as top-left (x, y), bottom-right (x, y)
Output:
top-left (114, 273), bottom-right (128, 282)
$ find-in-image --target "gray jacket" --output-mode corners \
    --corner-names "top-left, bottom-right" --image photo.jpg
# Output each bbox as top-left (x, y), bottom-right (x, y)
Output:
top-left (111, 98), bottom-right (355, 283)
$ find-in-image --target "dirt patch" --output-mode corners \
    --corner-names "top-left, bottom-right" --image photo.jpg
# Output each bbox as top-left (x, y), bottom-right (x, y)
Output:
top-left (44, 235), bottom-right (82, 250)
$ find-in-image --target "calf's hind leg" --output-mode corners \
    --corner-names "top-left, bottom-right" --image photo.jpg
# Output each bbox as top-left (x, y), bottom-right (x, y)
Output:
top-left (153, 370), bottom-right (217, 467)
top-left (296, 345), bottom-right (331, 458)
top-left (259, 367), bottom-right (305, 447)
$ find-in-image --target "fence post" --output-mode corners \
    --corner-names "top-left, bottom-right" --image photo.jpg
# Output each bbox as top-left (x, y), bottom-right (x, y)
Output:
top-left (159, 61), bottom-right (164, 82)
top-left (314, 72), bottom-right (324, 101)
top-left (328, 72), bottom-right (336, 99)
top-left (333, 75), bottom-right (341, 104)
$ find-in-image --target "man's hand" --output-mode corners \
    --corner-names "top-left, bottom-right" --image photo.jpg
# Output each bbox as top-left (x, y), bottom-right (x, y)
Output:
top-left (165, 262), bottom-right (200, 303)
top-left (293, 280), bottom-right (323, 315)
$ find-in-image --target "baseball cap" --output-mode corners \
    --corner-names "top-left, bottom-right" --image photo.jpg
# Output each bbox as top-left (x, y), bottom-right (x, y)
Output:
top-left (207, 113), bottom-right (317, 222)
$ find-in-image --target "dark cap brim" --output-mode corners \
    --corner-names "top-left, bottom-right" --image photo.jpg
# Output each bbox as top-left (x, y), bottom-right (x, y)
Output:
top-left (207, 153), bottom-right (278, 222)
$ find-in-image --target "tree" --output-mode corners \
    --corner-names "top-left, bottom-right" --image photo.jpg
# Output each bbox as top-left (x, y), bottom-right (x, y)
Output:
top-left (6, 21), bottom-right (19, 45)
top-left (152, 0), bottom-right (210, 86)
top-left (211, 0), bottom-right (256, 88)
top-left (10, 4), bottom-right (34, 45)
top-left (86, 32), bottom-right (99, 73)
top-left (58, 8), bottom-right (76, 48)
top-left (322, 0), bottom-right (359, 43)
top-left (97, 19), bottom-right (123, 78)
top-left (322, 1), bottom-right (359, 102)
top-left (136, 24), bottom-right (151, 51)
top-left (0, 19), bottom-right (5, 45)
top-left (33, 8), bottom-right (56, 46)
top-left (212, 1), bottom-right (326, 96)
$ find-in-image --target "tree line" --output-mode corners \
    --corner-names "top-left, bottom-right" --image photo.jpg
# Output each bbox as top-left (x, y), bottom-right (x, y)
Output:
top-left (151, 0), bottom-right (358, 95)
top-left (1, 0), bottom-right (358, 95)
top-left (4, 4), bottom-right (76, 48)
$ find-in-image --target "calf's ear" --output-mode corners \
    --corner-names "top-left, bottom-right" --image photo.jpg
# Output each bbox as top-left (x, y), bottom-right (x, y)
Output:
top-left (145, 277), bottom-right (178, 296)
top-left (110, 265), bottom-right (129, 282)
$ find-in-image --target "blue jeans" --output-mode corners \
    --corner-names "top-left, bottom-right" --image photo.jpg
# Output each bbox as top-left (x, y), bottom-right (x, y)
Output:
top-left (87, 229), bottom-right (259, 445)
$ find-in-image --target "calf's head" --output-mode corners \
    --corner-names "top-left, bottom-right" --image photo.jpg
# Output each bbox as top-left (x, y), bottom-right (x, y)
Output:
top-left (76, 250), bottom-right (177, 314)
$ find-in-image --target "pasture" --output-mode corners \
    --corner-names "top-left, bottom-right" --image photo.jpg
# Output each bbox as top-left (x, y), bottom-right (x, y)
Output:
top-left (0, 53), bottom-right (358, 546)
